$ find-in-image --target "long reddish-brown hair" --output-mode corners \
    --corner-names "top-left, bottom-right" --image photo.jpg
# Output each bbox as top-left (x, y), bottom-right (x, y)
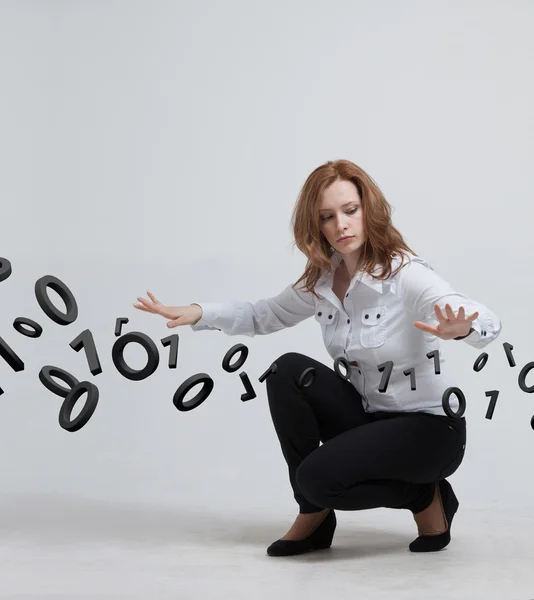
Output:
top-left (290, 159), bottom-right (417, 299)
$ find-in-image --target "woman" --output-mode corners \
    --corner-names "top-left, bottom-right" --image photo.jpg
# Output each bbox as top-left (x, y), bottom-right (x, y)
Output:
top-left (133, 159), bottom-right (502, 557)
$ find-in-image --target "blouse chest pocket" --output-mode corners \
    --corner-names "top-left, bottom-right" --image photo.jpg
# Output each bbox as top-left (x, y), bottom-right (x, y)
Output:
top-left (314, 304), bottom-right (338, 346)
top-left (360, 304), bottom-right (387, 348)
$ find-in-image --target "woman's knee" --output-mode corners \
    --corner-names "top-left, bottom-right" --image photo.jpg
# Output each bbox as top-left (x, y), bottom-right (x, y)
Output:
top-left (265, 352), bottom-right (310, 393)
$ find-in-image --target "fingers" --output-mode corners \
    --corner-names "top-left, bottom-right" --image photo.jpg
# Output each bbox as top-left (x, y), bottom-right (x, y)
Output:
top-left (133, 303), bottom-right (150, 313)
top-left (436, 304), bottom-right (475, 322)
top-left (146, 291), bottom-right (160, 304)
top-left (434, 304), bottom-right (447, 322)
top-left (134, 296), bottom-right (160, 314)
top-left (444, 304), bottom-right (456, 320)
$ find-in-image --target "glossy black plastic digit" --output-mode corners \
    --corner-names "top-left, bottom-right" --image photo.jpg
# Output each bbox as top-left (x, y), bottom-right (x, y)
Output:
top-left (173, 373), bottom-right (214, 411)
top-left (112, 331), bottom-right (159, 381)
top-left (34, 275), bottom-right (78, 325)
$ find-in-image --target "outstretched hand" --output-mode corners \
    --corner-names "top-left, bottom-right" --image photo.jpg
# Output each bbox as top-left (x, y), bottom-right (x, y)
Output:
top-left (414, 304), bottom-right (478, 340)
top-left (133, 291), bottom-right (202, 327)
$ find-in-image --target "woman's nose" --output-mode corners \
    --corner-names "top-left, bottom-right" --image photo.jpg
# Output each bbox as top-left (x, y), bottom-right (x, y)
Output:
top-left (336, 216), bottom-right (349, 229)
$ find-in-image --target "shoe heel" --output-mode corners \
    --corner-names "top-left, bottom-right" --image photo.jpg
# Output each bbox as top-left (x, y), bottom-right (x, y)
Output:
top-left (409, 480), bottom-right (459, 553)
top-left (267, 509), bottom-right (336, 557)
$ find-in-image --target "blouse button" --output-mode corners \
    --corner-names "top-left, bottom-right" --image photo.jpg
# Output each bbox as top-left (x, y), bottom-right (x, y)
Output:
top-left (345, 292), bottom-right (349, 297)
top-left (328, 314), bottom-right (333, 319)
top-left (347, 319), bottom-right (350, 324)
top-left (365, 314), bottom-right (369, 319)
top-left (318, 311), bottom-right (322, 316)
top-left (377, 314), bottom-right (381, 319)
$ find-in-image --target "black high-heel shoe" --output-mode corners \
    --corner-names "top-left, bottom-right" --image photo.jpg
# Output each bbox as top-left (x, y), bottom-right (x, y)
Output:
top-left (409, 479), bottom-right (459, 553)
top-left (266, 509), bottom-right (336, 557)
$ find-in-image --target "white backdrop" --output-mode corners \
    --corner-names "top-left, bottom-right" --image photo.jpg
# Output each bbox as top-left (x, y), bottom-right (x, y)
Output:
top-left (1, 0), bottom-right (533, 517)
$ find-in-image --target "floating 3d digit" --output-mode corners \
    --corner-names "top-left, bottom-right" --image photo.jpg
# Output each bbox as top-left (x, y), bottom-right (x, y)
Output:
top-left (518, 361), bottom-right (534, 393)
top-left (115, 317), bottom-right (129, 337)
top-left (222, 343), bottom-right (256, 400)
top-left (333, 356), bottom-right (352, 381)
top-left (0, 257), bottom-right (12, 282)
top-left (484, 390), bottom-right (499, 419)
top-left (403, 367), bottom-right (416, 391)
top-left (35, 275), bottom-right (78, 325)
top-left (39, 365), bottom-right (80, 397)
top-left (473, 352), bottom-right (488, 372)
top-left (70, 329), bottom-right (103, 376)
top-left (173, 373), bottom-right (214, 411)
top-left (161, 333), bottom-right (179, 369)
top-left (39, 365), bottom-right (99, 431)
top-left (297, 367), bottom-right (316, 390)
top-left (0, 335), bottom-right (24, 372)
top-left (239, 372), bottom-right (256, 401)
top-left (222, 344), bottom-right (249, 372)
top-left (58, 381), bottom-right (99, 432)
top-left (442, 387), bottom-right (466, 419)
top-left (377, 360), bottom-right (393, 393)
top-left (503, 342), bottom-right (515, 367)
top-left (258, 362), bottom-right (277, 383)
top-left (112, 331), bottom-right (159, 381)
top-left (426, 349), bottom-right (441, 374)
top-left (13, 317), bottom-right (43, 338)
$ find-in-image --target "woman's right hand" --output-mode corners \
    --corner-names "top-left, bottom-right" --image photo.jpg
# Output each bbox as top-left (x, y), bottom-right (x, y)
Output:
top-left (133, 291), bottom-right (203, 328)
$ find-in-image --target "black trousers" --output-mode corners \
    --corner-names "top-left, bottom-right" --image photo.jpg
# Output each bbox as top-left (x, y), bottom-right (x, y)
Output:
top-left (266, 352), bottom-right (467, 514)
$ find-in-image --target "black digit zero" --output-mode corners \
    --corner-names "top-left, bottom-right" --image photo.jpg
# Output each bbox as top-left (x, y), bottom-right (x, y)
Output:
top-left (518, 362), bottom-right (534, 393)
top-left (34, 275), bottom-right (78, 325)
top-left (112, 331), bottom-right (160, 381)
top-left (38, 365), bottom-right (99, 432)
top-left (173, 373), bottom-right (214, 411)
top-left (473, 353), bottom-right (488, 372)
top-left (0, 257), bottom-right (12, 282)
top-left (39, 365), bottom-right (80, 397)
top-left (222, 344), bottom-right (249, 373)
top-left (58, 381), bottom-right (99, 432)
top-left (333, 356), bottom-right (352, 381)
top-left (13, 317), bottom-right (43, 338)
top-left (442, 386), bottom-right (466, 419)
top-left (297, 367), bottom-right (316, 389)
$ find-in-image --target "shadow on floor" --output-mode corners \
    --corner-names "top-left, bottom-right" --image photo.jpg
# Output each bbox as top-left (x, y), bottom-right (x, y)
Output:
top-left (0, 492), bottom-right (414, 560)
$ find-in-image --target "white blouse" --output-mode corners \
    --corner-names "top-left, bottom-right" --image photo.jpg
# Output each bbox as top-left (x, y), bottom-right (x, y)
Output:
top-left (190, 251), bottom-right (502, 416)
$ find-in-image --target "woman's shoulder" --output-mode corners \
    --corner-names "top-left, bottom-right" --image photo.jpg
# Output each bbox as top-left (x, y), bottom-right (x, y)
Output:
top-left (390, 251), bottom-right (434, 273)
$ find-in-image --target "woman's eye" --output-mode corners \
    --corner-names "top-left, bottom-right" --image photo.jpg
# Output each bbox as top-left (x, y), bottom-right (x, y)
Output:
top-left (321, 207), bottom-right (358, 221)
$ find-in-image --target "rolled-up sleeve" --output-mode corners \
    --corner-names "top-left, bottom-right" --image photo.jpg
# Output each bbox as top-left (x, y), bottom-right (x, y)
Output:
top-left (189, 282), bottom-right (316, 337)
top-left (395, 259), bottom-right (502, 349)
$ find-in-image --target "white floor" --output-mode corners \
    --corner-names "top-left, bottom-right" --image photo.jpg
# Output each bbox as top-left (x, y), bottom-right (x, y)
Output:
top-left (0, 494), bottom-right (532, 600)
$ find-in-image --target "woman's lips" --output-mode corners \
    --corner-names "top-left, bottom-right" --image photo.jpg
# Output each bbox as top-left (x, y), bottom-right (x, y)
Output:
top-left (337, 236), bottom-right (354, 243)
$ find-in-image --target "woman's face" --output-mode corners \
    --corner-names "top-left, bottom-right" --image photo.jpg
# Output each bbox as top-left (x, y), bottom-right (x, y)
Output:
top-left (318, 179), bottom-right (366, 255)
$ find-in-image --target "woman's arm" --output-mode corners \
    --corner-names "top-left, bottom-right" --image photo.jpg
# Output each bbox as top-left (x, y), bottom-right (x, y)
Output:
top-left (394, 259), bottom-right (502, 348)
top-left (189, 282), bottom-right (316, 337)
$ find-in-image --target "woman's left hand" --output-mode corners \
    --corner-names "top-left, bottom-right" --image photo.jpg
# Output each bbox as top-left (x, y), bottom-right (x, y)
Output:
top-left (413, 304), bottom-right (479, 340)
